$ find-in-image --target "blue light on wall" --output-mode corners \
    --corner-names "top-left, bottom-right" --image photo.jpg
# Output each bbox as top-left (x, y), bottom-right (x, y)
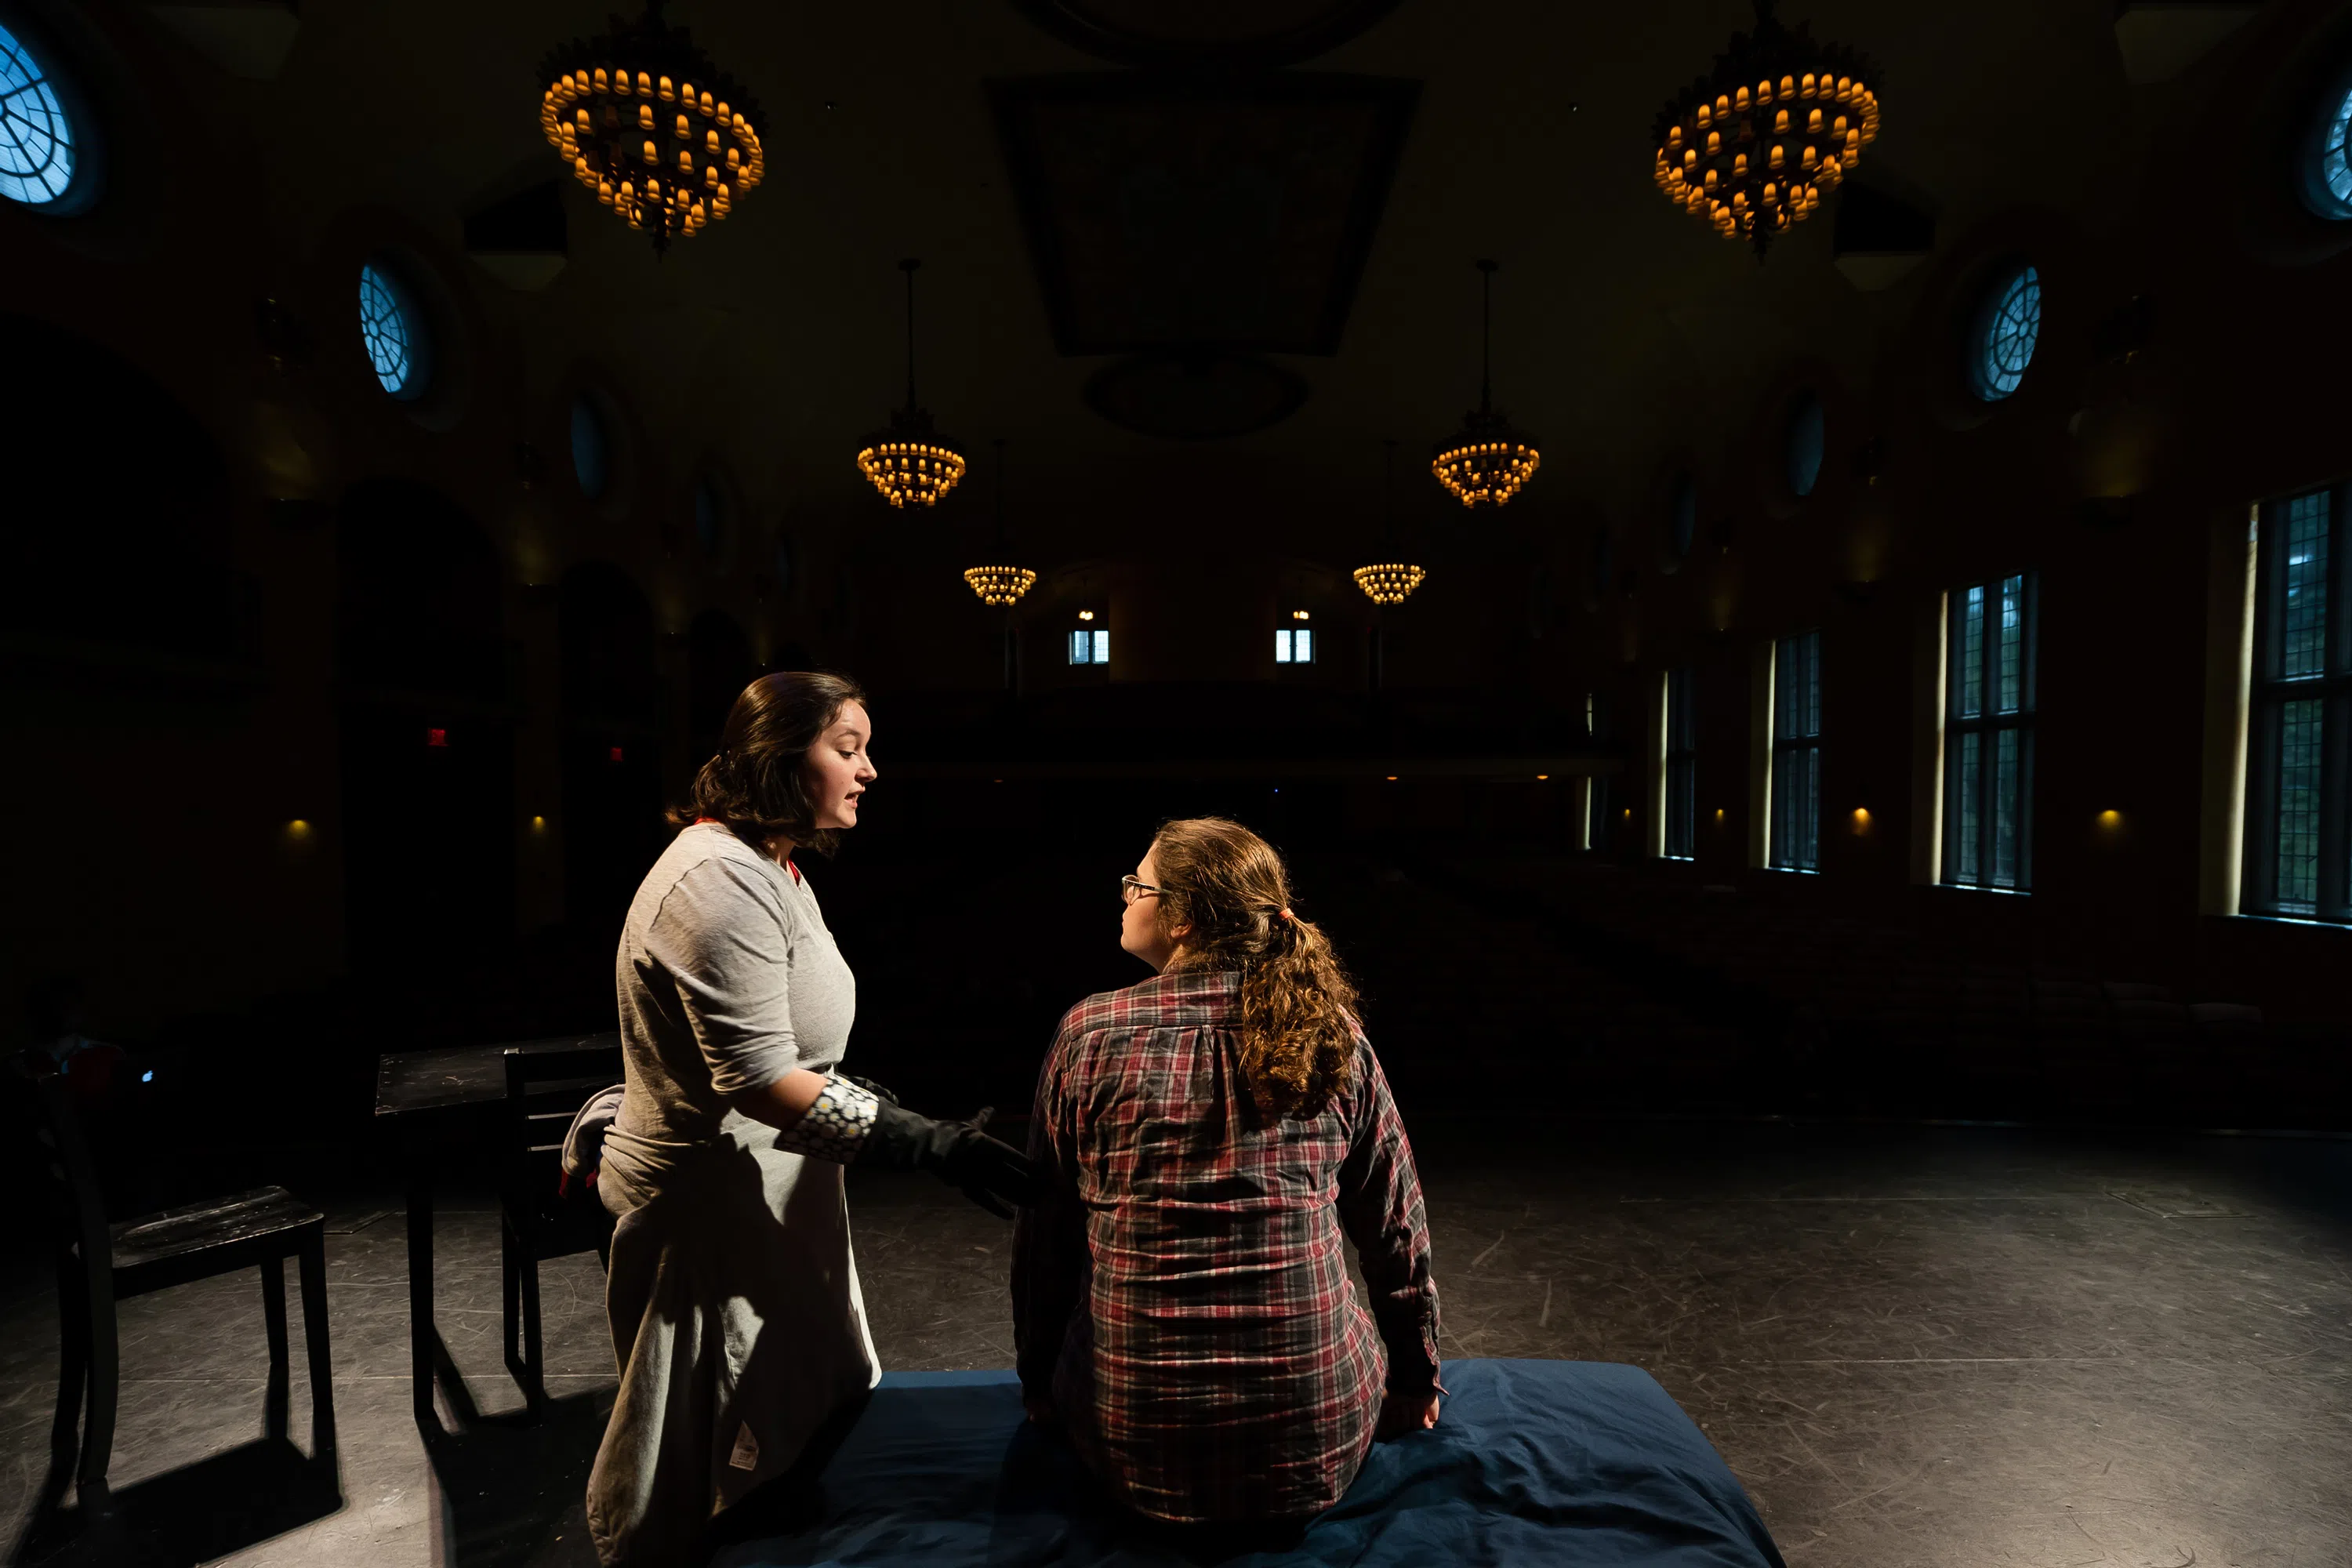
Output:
top-left (695, 475), bottom-right (724, 558)
top-left (1785, 390), bottom-right (1825, 498)
top-left (572, 396), bottom-right (609, 499)
top-left (0, 23), bottom-right (82, 209)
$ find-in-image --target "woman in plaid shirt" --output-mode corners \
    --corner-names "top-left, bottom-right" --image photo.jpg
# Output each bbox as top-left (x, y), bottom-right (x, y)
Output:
top-left (1012, 818), bottom-right (1443, 1528)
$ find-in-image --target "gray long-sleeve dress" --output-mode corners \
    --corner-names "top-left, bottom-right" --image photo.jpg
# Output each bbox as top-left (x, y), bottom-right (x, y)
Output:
top-left (586, 822), bottom-right (880, 1566)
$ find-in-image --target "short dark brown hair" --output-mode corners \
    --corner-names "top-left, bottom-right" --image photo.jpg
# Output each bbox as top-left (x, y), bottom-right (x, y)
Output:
top-left (668, 671), bottom-right (868, 855)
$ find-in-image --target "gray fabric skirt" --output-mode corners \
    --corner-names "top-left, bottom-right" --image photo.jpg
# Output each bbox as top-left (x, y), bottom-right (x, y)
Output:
top-left (586, 1122), bottom-right (880, 1566)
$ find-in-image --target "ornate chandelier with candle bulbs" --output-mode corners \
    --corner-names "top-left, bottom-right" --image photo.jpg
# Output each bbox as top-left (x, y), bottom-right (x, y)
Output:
top-left (1356, 440), bottom-right (1426, 605)
top-left (858, 259), bottom-right (966, 509)
top-left (1432, 260), bottom-right (1539, 509)
top-left (1650, 0), bottom-right (1879, 257)
top-left (1353, 564), bottom-right (1425, 605)
top-left (538, 2), bottom-right (766, 254)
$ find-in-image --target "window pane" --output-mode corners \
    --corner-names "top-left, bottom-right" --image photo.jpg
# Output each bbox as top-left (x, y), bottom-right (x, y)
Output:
top-left (1275, 630), bottom-right (1291, 663)
top-left (1998, 575), bottom-right (2024, 713)
top-left (1956, 731), bottom-right (1982, 884)
top-left (1958, 587), bottom-right (1984, 719)
top-left (1994, 726), bottom-right (2021, 887)
top-left (1068, 630), bottom-right (1090, 665)
top-left (2281, 491), bottom-right (2332, 681)
top-left (1667, 759), bottom-right (1695, 858)
top-left (1094, 629), bottom-right (1109, 664)
top-left (1802, 632), bottom-right (1821, 736)
top-left (2276, 696), bottom-right (2325, 910)
top-left (1297, 628), bottom-right (1312, 662)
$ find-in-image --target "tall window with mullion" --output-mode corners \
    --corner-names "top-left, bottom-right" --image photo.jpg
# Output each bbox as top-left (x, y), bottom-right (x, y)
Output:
top-left (1942, 572), bottom-right (2038, 890)
top-left (1664, 667), bottom-right (1697, 859)
top-left (1771, 631), bottom-right (1822, 871)
top-left (2245, 485), bottom-right (2351, 920)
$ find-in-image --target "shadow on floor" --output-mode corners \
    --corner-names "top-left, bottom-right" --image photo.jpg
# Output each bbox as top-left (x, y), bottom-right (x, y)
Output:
top-left (422, 1386), bottom-right (611, 1568)
top-left (7, 1438), bottom-right (341, 1568)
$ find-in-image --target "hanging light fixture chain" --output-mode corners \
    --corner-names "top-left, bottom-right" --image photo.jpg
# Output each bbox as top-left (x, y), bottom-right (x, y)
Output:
top-left (901, 258), bottom-right (920, 412)
top-left (1476, 260), bottom-right (1498, 413)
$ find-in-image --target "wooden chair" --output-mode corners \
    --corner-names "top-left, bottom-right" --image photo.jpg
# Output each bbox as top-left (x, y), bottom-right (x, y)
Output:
top-left (500, 1035), bottom-right (623, 1418)
top-left (31, 1072), bottom-right (335, 1513)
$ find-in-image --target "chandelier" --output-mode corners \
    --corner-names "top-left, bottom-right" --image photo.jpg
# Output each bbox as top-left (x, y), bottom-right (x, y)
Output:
top-left (858, 259), bottom-right (967, 508)
top-left (1356, 440), bottom-right (1427, 605)
top-left (964, 441), bottom-right (1036, 606)
top-left (1650, 1), bottom-right (1880, 257)
top-left (1353, 564), bottom-right (1426, 605)
top-left (1432, 260), bottom-right (1539, 508)
top-left (537, 2), bottom-right (767, 254)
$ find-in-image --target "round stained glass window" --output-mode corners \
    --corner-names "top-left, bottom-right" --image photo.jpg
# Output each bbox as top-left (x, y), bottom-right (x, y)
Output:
top-left (1968, 264), bottom-right (2041, 403)
top-left (2302, 78), bottom-right (2352, 220)
top-left (1668, 473), bottom-right (1697, 558)
top-left (0, 22), bottom-right (81, 209)
top-left (358, 263), bottom-right (430, 400)
top-left (1785, 390), bottom-right (1825, 498)
top-left (572, 396), bottom-right (610, 499)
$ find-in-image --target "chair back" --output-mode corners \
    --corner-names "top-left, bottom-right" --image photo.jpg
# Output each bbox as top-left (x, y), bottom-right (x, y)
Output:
top-left (28, 1073), bottom-right (114, 1305)
top-left (502, 1034), bottom-right (625, 1250)
top-left (503, 1033), bottom-right (625, 1151)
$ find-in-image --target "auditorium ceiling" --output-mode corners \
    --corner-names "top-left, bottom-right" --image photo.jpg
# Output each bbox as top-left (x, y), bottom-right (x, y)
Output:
top-left (140, 0), bottom-right (2226, 537)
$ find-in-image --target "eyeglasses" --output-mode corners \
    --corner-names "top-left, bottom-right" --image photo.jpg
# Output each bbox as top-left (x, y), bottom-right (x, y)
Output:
top-left (1120, 874), bottom-right (1167, 905)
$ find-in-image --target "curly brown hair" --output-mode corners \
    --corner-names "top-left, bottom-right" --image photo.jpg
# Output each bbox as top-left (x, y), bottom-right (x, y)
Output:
top-left (1148, 817), bottom-right (1360, 1120)
top-left (666, 671), bottom-right (868, 855)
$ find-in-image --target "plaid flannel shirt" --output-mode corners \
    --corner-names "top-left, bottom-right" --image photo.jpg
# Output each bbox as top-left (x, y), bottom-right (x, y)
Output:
top-left (1011, 968), bottom-right (1441, 1524)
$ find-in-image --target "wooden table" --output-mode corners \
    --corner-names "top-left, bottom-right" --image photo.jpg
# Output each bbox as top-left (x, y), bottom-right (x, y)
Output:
top-left (373, 1033), bottom-right (619, 1429)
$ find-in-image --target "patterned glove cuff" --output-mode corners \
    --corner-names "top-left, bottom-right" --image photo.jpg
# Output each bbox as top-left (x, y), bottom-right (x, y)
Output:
top-left (773, 1074), bottom-right (880, 1163)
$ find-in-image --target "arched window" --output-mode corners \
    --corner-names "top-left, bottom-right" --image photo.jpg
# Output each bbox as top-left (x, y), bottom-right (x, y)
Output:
top-left (2301, 74), bottom-right (2352, 220)
top-left (1967, 264), bottom-right (2041, 403)
top-left (572, 395), bottom-right (610, 499)
top-left (1784, 390), bottom-right (1825, 498)
top-left (1668, 473), bottom-right (1697, 558)
top-left (358, 262), bottom-right (430, 400)
top-left (0, 22), bottom-right (82, 209)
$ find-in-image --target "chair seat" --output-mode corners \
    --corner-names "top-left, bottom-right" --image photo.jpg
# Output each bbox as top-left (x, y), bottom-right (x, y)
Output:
top-left (110, 1186), bottom-right (322, 1272)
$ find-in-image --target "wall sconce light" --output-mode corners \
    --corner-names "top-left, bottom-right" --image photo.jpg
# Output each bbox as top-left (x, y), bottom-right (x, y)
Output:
top-left (1078, 609), bottom-right (1095, 622)
top-left (1293, 609), bottom-right (1310, 621)
top-left (285, 819), bottom-right (314, 842)
top-left (2097, 809), bottom-right (2122, 831)
top-left (1851, 808), bottom-right (1872, 833)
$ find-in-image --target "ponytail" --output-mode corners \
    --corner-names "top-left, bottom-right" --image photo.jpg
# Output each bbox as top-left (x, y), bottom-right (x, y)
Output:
top-left (1147, 818), bottom-right (1360, 1120)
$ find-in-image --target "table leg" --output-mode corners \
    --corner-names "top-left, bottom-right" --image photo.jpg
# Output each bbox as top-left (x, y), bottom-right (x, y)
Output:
top-left (405, 1121), bottom-right (436, 1431)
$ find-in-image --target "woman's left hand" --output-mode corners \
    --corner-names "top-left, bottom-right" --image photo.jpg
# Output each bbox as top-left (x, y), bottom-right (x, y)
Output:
top-left (1375, 1387), bottom-right (1441, 1438)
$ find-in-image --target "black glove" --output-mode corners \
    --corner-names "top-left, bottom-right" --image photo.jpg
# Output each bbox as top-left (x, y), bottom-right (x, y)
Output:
top-left (858, 1101), bottom-right (1039, 1218)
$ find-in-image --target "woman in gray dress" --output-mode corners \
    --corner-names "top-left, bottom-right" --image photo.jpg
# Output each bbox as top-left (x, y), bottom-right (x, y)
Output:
top-left (586, 671), bottom-right (1033, 1566)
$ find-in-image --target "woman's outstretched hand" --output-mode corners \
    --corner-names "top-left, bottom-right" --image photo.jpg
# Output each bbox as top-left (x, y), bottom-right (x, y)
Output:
top-left (1374, 1387), bottom-right (1441, 1439)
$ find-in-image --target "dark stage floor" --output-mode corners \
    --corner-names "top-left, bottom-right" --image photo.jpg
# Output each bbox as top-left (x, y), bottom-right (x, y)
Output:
top-left (2, 1119), bottom-right (2347, 1567)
